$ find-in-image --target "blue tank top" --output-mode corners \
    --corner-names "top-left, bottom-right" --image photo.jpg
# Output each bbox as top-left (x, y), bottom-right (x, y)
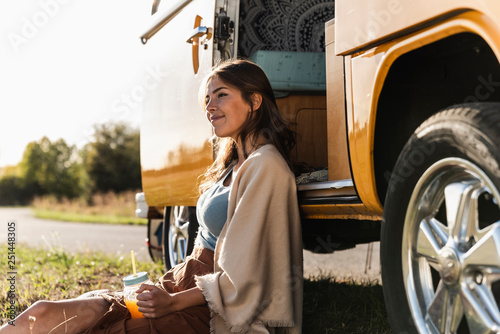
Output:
top-left (195, 168), bottom-right (232, 251)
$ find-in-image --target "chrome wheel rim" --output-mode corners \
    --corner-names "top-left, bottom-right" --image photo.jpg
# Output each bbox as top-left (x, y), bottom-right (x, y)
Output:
top-left (402, 158), bottom-right (500, 333)
top-left (168, 206), bottom-right (190, 266)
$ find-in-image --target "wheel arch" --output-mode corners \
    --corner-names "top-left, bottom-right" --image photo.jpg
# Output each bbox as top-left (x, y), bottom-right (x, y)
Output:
top-left (372, 17), bottom-right (500, 206)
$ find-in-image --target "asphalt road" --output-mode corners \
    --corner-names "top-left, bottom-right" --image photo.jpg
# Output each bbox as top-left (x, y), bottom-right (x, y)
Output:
top-left (0, 207), bottom-right (381, 281)
top-left (0, 207), bottom-right (150, 261)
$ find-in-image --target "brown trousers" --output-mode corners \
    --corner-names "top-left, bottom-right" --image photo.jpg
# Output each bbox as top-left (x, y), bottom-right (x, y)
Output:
top-left (84, 248), bottom-right (214, 334)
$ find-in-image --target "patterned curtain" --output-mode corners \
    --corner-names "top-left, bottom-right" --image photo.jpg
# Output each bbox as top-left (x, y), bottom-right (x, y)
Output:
top-left (238, 0), bottom-right (335, 57)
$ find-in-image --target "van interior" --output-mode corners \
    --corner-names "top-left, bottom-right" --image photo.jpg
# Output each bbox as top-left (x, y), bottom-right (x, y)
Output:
top-left (238, 0), bottom-right (334, 179)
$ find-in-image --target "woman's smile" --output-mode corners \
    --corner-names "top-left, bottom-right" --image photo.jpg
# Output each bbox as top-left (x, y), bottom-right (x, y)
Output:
top-left (210, 115), bottom-right (225, 123)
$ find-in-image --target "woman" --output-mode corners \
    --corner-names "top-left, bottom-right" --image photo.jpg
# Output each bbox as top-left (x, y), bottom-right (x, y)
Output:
top-left (0, 59), bottom-right (303, 334)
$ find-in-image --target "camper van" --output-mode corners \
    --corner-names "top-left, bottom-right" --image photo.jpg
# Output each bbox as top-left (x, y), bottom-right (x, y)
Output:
top-left (136, 0), bottom-right (500, 332)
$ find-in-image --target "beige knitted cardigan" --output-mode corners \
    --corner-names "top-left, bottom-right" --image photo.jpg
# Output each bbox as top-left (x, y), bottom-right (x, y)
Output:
top-left (196, 144), bottom-right (303, 334)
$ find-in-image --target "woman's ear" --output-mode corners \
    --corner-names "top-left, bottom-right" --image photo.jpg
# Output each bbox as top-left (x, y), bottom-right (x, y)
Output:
top-left (251, 93), bottom-right (263, 111)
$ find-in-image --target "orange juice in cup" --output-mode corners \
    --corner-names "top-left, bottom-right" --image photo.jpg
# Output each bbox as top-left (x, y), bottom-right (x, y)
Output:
top-left (123, 271), bottom-right (151, 319)
top-left (124, 299), bottom-right (143, 319)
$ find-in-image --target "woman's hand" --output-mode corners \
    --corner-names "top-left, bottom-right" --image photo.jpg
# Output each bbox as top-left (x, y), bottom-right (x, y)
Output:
top-left (136, 284), bottom-right (179, 318)
top-left (135, 284), bottom-right (207, 318)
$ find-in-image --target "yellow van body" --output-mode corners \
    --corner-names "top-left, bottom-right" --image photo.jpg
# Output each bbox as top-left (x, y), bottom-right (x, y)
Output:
top-left (139, 1), bottom-right (500, 332)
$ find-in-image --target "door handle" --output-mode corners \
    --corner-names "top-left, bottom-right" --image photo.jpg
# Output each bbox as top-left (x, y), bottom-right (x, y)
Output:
top-left (187, 15), bottom-right (212, 74)
top-left (186, 26), bottom-right (210, 44)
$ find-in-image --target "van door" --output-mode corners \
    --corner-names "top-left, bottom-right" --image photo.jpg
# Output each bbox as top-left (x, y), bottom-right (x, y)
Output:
top-left (139, 0), bottom-right (239, 207)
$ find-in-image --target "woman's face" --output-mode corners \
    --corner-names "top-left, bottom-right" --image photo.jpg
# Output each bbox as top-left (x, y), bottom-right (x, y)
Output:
top-left (205, 77), bottom-right (252, 140)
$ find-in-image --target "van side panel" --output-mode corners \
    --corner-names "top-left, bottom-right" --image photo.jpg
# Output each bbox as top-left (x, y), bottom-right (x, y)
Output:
top-left (335, 0), bottom-right (500, 55)
top-left (346, 11), bottom-right (500, 213)
top-left (140, 0), bottom-right (216, 207)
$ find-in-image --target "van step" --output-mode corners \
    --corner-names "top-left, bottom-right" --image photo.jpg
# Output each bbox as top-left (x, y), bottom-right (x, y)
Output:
top-left (298, 179), bottom-right (355, 195)
top-left (297, 179), bottom-right (360, 204)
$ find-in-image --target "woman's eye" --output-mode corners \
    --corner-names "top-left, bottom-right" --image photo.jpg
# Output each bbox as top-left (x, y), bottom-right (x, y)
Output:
top-left (218, 93), bottom-right (227, 98)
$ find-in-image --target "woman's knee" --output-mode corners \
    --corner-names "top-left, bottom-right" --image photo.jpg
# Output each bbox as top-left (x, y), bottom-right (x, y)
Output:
top-left (29, 300), bottom-right (55, 318)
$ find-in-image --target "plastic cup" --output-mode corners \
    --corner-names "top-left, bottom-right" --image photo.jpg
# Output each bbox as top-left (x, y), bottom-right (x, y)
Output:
top-left (123, 271), bottom-right (151, 319)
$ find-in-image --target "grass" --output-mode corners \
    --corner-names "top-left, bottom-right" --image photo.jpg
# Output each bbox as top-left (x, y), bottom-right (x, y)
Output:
top-left (303, 276), bottom-right (390, 333)
top-left (30, 191), bottom-right (147, 225)
top-left (0, 244), bottom-right (164, 326)
top-left (0, 245), bottom-right (391, 333)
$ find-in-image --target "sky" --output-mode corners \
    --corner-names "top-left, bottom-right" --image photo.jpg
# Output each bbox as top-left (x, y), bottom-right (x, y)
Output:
top-left (0, 0), bottom-right (154, 167)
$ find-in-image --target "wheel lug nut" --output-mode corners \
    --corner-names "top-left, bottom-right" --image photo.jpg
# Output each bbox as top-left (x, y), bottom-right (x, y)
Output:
top-left (475, 272), bottom-right (483, 285)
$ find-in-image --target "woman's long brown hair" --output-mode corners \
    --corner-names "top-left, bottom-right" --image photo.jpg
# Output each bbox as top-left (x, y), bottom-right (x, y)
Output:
top-left (198, 59), bottom-right (296, 193)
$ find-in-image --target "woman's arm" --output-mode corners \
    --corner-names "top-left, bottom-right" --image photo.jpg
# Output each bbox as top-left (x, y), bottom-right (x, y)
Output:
top-left (136, 284), bottom-right (205, 318)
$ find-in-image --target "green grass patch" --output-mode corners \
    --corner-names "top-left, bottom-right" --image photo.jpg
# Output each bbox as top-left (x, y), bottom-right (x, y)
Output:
top-left (0, 245), bottom-right (391, 333)
top-left (303, 275), bottom-right (390, 333)
top-left (32, 209), bottom-right (147, 225)
top-left (0, 244), bottom-right (164, 326)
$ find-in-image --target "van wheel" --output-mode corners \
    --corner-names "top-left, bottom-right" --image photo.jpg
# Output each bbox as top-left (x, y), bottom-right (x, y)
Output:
top-left (163, 206), bottom-right (198, 270)
top-left (381, 103), bottom-right (500, 333)
top-left (146, 217), bottom-right (164, 262)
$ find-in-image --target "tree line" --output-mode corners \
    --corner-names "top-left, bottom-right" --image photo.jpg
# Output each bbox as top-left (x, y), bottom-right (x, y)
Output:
top-left (0, 122), bottom-right (141, 206)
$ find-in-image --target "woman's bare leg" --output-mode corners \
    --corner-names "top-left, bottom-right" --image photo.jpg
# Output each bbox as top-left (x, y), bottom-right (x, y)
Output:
top-left (0, 297), bottom-right (110, 334)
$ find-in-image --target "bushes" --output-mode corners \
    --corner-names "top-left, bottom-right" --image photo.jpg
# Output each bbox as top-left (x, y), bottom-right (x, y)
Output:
top-left (0, 176), bottom-right (40, 206)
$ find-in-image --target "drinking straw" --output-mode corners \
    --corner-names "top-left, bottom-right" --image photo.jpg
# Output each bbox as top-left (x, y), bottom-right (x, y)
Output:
top-left (131, 250), bottom-right (137, 276)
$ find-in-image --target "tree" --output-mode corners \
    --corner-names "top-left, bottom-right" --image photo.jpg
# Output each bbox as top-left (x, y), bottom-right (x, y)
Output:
top-left (84, 122), bottom-right (141, 193)
top-left (0, 175), bottom-right (41, 205)
top-left (19, 137), bottom-right (87, 199)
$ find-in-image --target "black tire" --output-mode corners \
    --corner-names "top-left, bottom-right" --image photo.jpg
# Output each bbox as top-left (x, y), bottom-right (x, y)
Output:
top-left (146, 218), bottom-right (164, 262)
top-left (162, 206), bottom-right (199, 270)
top-left (381, 103), bottom-right (500, 333)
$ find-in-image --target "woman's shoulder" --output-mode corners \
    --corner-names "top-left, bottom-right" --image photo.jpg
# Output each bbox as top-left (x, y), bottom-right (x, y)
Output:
top-left (243, 144), bottom-right (292, 177)
top-left (248, 144), bottom-right (283, 163)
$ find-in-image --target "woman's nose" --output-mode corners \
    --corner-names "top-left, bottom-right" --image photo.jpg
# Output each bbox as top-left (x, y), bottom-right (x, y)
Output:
top-left (206, 99), bottom-right (216, 112)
